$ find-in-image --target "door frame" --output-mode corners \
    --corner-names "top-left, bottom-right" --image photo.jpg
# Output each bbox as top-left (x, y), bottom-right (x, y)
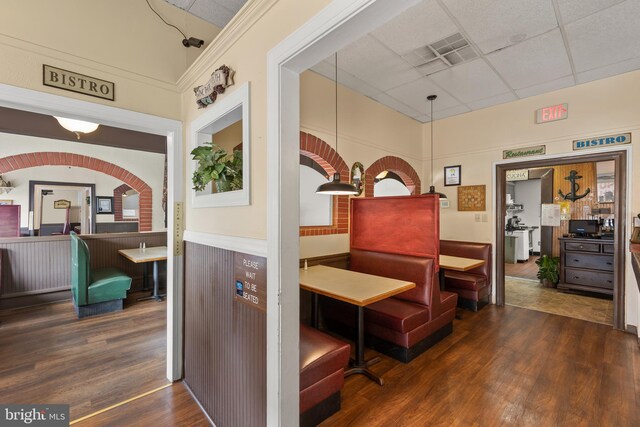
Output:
top-left (494, 148), bottom-right (629, 330)
top-left (0, 82), bottom-right (184, 381)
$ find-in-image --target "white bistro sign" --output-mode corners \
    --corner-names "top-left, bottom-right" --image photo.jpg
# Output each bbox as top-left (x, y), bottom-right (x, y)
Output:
top-left (573, 133), bottom-right (631, 150)
top-left (506, 169), bottom-right (529, 181)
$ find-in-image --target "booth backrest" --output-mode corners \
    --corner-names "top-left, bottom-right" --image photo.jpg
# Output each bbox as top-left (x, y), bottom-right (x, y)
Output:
top-left (350, 248), bottom-right (436, 307)
top-left (440, 240), bottom-right (492, 283)
top-left (70, 231), bottom-right (90, 306)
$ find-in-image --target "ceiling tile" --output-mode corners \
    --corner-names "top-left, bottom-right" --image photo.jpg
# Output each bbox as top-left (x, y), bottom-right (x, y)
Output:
top-left (165, 0), bottom-right (197, 9)
top-left (310, 60), bottom-right (335, 81)
top-left (429, 59), bottom-right (510, 103)
top-left (413, 114), bottom-right (430, 123)
top-left (338, 71), bottom-right (382, 99)
top-left (515, 75), bottom-right (575, 98)
top-left (189, 0), bottom-right (235, 28)
top-left (467, 92), bottom-right (518, 111)
top-left (556, 0), bottom-right (624, 24)
top-left (218, 0), bottom-right (247, 13)
top-left (442, 0), bottom-right (558, 54)
top-left (433, 104), bottom-right (471, 120)
top-left (371, 0), bottom-right (457, 54)
top-left (369, 93), bottom-right (422, 119)
top-left (565, 0), bottom-right (640, 73)
top-left (338, 36), bottom-right (422, 91)
top-left (385, 78), bottom-right (461, 115)
top-left (577, 56), bottom-right (640, 84)
top-left (487, 29), bottom-right (572, 89)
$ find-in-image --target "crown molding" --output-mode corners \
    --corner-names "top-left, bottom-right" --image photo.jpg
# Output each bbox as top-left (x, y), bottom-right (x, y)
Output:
top-left (177, 0), bottom-right (279, 91)
top-left (0, 34), bottom-right (180, 94)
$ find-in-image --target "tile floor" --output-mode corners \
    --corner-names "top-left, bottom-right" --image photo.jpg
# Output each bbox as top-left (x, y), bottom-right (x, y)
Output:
top-left (505, 276), bottom-right (614, 325)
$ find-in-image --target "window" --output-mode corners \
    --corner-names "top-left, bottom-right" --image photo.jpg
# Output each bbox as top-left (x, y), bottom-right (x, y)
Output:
top-left (300, 165), bottom-right (332, 226)
top-left (374, 171), bottom-right (411, 197)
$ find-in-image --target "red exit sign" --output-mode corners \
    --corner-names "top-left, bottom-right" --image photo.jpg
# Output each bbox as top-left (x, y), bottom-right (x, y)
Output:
top-left (535, 103), bottom-right (568, 123)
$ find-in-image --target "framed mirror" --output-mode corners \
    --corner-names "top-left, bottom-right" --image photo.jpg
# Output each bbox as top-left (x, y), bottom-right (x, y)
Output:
top-left (351, 162), bottom-right (364, 196)
top-left (596, 160), bottom-right (614, 203)
top-left (190, 82), bottom-right (250, 208)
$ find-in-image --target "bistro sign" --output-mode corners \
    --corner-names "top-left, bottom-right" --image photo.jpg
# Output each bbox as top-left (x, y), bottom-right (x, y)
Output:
top-left (503, 145), bottom-right (546, 159)
top-left (573, 133), bottom-right (631, 150)
top-left (43, 64), bottom-right (114, 101)
top-left (193, 65), bottom-right (235, 108)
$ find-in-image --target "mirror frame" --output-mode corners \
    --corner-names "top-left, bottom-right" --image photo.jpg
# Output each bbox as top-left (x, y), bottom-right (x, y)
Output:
top-left (189, 82), bottom-right (250, 208)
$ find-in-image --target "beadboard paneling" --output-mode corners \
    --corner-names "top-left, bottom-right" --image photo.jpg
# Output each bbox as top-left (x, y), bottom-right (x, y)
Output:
top-left (184, 241), bottom-right (266, 427)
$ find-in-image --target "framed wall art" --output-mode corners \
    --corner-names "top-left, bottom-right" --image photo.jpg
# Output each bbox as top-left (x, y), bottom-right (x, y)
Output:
top-left (444, 165), bottom-right (461, 186)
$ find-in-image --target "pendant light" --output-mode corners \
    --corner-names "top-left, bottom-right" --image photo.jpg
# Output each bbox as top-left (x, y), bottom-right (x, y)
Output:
top-left (425, 94), bottom-right (447, 199)
top-left (316, 53), bottom-right (358, 196)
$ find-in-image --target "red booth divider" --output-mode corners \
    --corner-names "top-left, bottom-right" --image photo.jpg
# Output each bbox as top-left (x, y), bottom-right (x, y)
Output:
top-left (349, 194), bottom-right (440, 270)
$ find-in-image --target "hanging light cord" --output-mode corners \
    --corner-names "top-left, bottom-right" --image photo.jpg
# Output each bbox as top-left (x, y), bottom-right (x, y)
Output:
top-left (145, 0), bottom-right (187, 40)
top-left (430, 96), bottom-right (434, 186)
top-left (335, 52), bottom-right (339, 155)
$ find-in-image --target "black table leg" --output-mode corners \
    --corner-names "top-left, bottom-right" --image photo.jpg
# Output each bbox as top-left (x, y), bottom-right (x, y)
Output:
top-left (344, 305), bottom-right (383, 386)
top-left (311, 293), bottom-right (319, 328)
top-left (137, 261), bottom-right (166, 302)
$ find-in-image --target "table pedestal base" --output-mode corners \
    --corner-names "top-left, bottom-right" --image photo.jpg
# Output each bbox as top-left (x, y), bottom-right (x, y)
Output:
top-left (345, 356), bottom-right (383, 385)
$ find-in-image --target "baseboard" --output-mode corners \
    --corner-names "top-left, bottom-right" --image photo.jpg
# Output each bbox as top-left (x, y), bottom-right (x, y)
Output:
top-left (300, 392), bottom-right (340, 427)
top-left (75, 299), bottom-right (123, 318)
top-left (183, 381), bottom-right (215, 426)
top-left (0, 290), bottom-right (71, 310)
top-left (367, 322), bottom-right (453, 363)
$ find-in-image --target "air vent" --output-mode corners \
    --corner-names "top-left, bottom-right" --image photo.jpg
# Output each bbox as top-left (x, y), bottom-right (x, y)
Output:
top-left (402, 33), bottom-right (478, 76)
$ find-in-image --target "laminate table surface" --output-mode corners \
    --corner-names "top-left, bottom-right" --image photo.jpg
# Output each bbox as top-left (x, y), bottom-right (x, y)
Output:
top-left (299, 265), bottom-right (415, 307)
top-left (118, 246), bottom-right (167, 263)
top-left (439, 254), bottom-right (485, 271)
top-left (118, 246), bottom-right (167, 301)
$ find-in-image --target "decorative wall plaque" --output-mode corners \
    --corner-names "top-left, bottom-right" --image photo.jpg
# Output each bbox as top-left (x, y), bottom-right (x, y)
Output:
top-left (458, 185), bottom-right (486, 211)
top-left (53, 200), bottom-right (71, 209)
top-left (234, 252), bottom-right (266, 312)
top-left (503, 145), bottom-right (545, 159)
top-left (193, 65), bottom-right (235, 109)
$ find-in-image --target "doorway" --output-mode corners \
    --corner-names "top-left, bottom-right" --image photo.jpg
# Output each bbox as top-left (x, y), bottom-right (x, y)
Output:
top-left (495, 150), bottom-right (627, 330)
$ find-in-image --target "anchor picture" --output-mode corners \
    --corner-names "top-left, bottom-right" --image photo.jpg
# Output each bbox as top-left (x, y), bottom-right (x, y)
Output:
top-left (558, 170), bottom-right (591, 201)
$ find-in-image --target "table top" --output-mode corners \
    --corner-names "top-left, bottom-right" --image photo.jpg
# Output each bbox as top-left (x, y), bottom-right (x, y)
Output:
top-left (439, 254), bottom-right (485, 271)
top-left (299, 265), bottom-right (415, 307)
top-left (118, 246), bottom-right (168, 263)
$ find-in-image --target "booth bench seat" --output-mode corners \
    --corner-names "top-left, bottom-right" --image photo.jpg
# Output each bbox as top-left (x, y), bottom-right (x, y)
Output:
top-left (70, 231), bottom-right (132, 318)
top-left (440, 240), bottom-right (492, 312)
top-left (324, 249), bottom-right (457, 363)
top-left (300, 324), bottom-right (350, 426)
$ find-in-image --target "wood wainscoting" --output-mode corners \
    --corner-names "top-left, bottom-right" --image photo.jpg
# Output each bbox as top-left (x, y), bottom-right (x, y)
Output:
top-left (0, 232), bottom-right (167, 309)
top-left (183, 241), bottom-right (266, 426)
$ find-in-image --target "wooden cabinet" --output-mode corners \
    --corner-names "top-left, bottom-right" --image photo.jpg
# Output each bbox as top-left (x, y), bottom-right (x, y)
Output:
top-left (558, 237), bottom-right (614, 295)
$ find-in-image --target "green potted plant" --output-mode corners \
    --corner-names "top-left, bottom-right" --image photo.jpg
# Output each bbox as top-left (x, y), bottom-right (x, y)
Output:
top-left (190, 142), bottom-right (242, 193)
top-left (535, 254), bottom-right (560, 288)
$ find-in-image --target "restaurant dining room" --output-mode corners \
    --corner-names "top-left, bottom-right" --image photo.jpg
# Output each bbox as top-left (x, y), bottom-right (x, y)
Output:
top-left (2, 0), bottom-right (640, 426)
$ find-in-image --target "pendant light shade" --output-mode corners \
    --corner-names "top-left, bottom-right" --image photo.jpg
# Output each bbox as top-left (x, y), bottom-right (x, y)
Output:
top-left (54, 116), bottom-right (99, 139)
top-left (316, 53), bottom-right (358, 196)
top-left (424, 95), bottom-right (447, 199)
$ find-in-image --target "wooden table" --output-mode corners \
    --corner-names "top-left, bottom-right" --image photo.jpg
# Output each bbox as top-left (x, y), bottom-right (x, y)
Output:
top-left (118, 246), bottom-right (167, 302)
top-left (300, 265), bottom-right (415, 385)
top-left (438, 254), bottom-right (486, 290)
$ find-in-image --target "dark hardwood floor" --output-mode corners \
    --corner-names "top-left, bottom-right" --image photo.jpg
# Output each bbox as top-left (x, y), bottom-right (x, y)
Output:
top-left (67, 305), bottom-right (639, 426)
top-left (0, 292), bottom-right (168, 421)
top-left (74, 382), bottom-right (210, 427)
top-left (321, 305), bottom-right (640, 426)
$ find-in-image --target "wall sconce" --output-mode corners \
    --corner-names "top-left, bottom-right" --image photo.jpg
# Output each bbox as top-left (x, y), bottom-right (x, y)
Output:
top-left (351, 162), bottom-right (365, 196)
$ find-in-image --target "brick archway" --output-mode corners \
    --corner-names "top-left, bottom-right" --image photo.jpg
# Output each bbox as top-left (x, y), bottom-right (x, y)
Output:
top-left (0, 152), bottom-right (153, 231)
top-left (113, 184), bottom-right (139, 222)
top-left (365, 156), bottom-right (421, 197)
top-left (300, 131), bottom-right (349, 236)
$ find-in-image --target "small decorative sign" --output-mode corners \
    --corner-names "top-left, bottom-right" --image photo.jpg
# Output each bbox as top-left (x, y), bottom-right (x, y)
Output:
top-left (458, 185), bottom-right (486, 211)
top-left (234, 252), bottom-right (266, 312)
top-left (573, 132), bottom-right (631, 150)
top-left (43, 64), bottom-right (114, 101)
top-left (54, 199), bottom-right (71, 209)
top-left (444, 165), bottom-right (461, 186)
top-left (541, 203), bottom-right (561, 226)
top-left (193, 65), bottom-right (235, 109)
top-left (506, 169), bottom-right (529, 181)
top-left (536, 103), bottom-right (568, 124)
top-left (503, 145), bottom-right (546, 159)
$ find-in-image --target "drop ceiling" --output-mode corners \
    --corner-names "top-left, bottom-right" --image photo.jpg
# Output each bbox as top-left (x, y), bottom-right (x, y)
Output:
top-left (165, 0), bottom-right (248, 29)
top-left (173, 0), bottom-right (640, 123)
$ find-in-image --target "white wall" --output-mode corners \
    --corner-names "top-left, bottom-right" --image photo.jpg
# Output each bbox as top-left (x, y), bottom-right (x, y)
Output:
top-left (299, 166), bottom-right (332, 226)
top-left (0, 132), bottom-right (166, 230)
top-left (374, 179), bottom-right (411, 197)
top-left (514, 179), bottom-right (541, 252)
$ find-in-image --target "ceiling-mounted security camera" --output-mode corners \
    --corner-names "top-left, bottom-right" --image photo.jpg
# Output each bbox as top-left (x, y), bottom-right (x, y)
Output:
top-left (182, 37), bottom-right (204, 48)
